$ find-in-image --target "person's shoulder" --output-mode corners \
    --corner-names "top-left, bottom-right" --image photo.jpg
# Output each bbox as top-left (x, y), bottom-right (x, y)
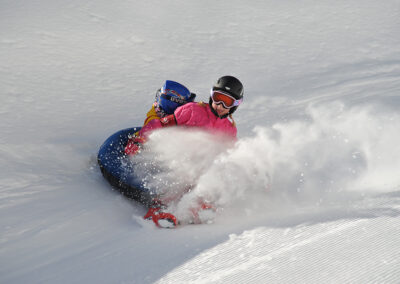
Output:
top-left (195, 101), bottom-right (208, 108)
top-left (181, 101), bottom-right (207, 108)
top-left (143, 104), bottom-right (159, 125)
top-left (178, 101), bottom-right (208, 112)
top-left (227, 115), bottom-right (236, 128)
top-left (223, 115), bottom-right (237, 137)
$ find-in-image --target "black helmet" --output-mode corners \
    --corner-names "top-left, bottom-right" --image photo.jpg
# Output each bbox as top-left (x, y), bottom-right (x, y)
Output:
top-left (209, 75), bottom-right (244, 116)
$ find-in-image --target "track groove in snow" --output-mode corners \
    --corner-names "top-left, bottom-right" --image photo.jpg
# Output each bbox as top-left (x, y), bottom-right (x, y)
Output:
top-left (158, 211), bottom-right (400, 283)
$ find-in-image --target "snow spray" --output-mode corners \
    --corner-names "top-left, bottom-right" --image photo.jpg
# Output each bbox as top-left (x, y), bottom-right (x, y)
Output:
top-left (133, 102), bottom-right (400, 222)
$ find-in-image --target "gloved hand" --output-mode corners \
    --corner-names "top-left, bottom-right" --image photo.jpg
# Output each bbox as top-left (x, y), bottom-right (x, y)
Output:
top-left (160, 114), bottom-right (177, 127)
top-left (124, 135), bottom-right (145, 156)
top-left (190, 200), bottom-right (216, 224)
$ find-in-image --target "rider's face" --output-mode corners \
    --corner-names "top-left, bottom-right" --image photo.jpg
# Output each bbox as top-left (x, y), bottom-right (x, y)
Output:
top-left (212, 102), bottom-right (230, 117)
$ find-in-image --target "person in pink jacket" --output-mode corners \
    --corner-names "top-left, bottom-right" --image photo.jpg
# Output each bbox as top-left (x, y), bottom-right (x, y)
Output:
top-left (127, 75), bottom-right (244, 227)
top-left (125, 75), bottom-right (244, 155)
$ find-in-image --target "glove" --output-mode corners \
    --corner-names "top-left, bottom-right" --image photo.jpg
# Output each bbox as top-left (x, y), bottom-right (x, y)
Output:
top-left (144, 207), bottom-right (178, 228)
top-left (124, 135), bottom-right (145, 156)
top-left (189, 201), bottom-right (216, 224)
top-left (160, 114), bottom-right (177, 127)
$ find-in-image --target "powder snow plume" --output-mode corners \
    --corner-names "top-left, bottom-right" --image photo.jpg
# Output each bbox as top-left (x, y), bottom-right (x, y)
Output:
top-left (133, 102), bottom-right (400, 222)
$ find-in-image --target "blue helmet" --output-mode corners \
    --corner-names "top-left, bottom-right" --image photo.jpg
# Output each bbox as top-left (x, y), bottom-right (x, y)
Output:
top-left (157, 80), bottom-right (196, 114)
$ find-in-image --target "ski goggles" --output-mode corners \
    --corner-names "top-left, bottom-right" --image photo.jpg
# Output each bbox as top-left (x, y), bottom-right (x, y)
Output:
top-left (157, 89), bottom-right (187, 105)
top-left (210, 90), bottom-right (243, 109)
top-left (158, 89), bottom-right (196, 105)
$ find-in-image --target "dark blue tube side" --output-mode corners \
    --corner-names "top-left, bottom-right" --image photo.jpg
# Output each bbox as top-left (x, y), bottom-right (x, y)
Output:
top-left (97, 127), bottom-right (153, 205)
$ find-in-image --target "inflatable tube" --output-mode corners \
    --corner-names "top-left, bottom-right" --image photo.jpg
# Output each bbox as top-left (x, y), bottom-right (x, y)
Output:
top-left (97, 127), bottom-right (154, 206)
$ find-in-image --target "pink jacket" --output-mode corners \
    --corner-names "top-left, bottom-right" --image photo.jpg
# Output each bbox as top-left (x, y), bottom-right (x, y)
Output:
top-left (139, 102), bottom-right (237, 139)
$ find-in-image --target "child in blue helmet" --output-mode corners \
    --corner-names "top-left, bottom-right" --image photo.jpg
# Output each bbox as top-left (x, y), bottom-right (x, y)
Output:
top-left (125, 80), bottom-right (196, 155)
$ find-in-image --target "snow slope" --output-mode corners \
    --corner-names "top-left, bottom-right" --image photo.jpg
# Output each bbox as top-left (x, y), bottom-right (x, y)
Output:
top-left (1, 0), bottom-right (400, 283)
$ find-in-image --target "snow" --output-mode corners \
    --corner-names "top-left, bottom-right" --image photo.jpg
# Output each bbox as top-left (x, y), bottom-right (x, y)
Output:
top-left (1, 0), bottom-right (400, 283)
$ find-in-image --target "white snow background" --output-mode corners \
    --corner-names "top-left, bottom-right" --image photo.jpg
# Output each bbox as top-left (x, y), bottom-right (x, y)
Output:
top-left (1, 0), bottom-right (400, 283)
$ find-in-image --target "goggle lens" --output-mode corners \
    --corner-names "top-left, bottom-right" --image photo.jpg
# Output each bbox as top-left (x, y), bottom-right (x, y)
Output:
top-left (211, 91), bottom-right (242, 109)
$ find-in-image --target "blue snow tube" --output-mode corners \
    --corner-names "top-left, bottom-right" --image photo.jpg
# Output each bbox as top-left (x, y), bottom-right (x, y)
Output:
top-left (97, 127), bottom-right (153, 205)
